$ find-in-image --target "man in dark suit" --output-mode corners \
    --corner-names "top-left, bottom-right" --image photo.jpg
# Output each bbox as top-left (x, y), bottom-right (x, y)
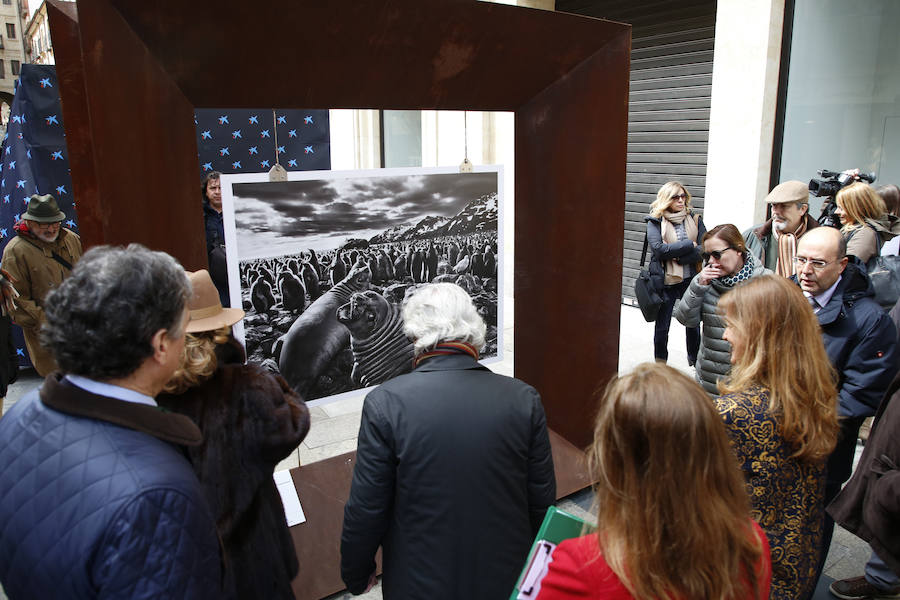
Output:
top-left (341, 282), bottom-right (556, 599)
top-left (794, 227), bottom-right (898, 593)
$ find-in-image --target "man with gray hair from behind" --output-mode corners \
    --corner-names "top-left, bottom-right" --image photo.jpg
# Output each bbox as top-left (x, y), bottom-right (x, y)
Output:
top-left (341, 282), bottom-right (556, 600)
top-left (0, 245), bottom-right (221, 600)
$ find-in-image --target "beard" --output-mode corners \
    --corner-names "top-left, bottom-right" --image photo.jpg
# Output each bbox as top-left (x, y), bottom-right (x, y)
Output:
top-left (773, 219), bottom-right (789, 232)
top-left (33, 228), bottom-right (60, 243)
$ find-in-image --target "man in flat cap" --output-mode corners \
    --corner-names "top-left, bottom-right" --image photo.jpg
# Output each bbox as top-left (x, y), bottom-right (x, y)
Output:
top-left (743, 180), bottom-right (819, 277)
top-left (1, 194), bottom-right (82, 375)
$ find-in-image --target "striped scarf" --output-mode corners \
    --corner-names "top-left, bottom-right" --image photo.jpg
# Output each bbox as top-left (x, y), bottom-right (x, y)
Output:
top-left (773, 218), bottom-right (808, 277)
top-left (413, 341), bottom-right (480, 368)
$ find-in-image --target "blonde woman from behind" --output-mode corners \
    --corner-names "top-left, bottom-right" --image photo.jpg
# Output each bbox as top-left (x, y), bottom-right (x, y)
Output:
top-left (158, 270), bottom-right (311, 600)
top-left (536, 362), bottom-right (771, 600)
top-left (718, 274), bottom-right (839, 600)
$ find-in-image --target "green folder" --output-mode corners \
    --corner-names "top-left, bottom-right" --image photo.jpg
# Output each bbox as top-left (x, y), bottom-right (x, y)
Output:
top-left (509, 506), bottom-right (595, 600)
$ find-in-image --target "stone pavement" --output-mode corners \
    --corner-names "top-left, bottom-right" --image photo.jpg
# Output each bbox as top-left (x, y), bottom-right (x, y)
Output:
top-left (0, 304), bottom-right (876, 599)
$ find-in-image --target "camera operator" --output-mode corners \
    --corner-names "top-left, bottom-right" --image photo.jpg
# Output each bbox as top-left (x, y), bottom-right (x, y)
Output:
top-left (743, 180), bottom-right (819, 277)
top-left (811, 168), bottom-right (876, 229)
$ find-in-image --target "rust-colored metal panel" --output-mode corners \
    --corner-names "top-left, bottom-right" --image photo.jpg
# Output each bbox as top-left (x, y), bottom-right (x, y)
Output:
top-left (287, 453), bottom-right (381, 599)
top-left (45, 2), bottom-right (98, 245)
top-left (48, 3), bottom-right (628, 596)
top-left (516, 37), bottom-right (631, 449)
top-left (107, 0), bottom-right (627, 112)
top-left (49, 0), bottom-right (207, 268)
top-left (50, 0), bottom-right (629, 447)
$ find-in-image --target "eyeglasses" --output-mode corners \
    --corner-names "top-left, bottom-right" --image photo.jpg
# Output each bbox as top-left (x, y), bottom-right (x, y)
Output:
top-left (671, 193), bottom-right (687, 200)
top-left (792, 256), bottom-right (837, 271)
top-left (701, 247), bottom-right (735, 262)
top-left (30, 221), bottom-right (61, 229)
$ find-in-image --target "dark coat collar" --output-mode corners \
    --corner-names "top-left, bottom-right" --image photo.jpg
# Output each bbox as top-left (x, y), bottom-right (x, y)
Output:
top-left (814, 262), bottom-right (873, 326)
top-left (412, 353), bottom-right (490, 373)
top-left (40, 372), bottom-right (203, 446)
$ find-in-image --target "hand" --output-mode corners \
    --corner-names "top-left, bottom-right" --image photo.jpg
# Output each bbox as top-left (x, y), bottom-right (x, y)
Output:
top-left (364, 572), bottom-right (377, 593)
top-left (697, 264), bottom-right (723, 285)
top-left (0, 269), bottom-right (19, 315)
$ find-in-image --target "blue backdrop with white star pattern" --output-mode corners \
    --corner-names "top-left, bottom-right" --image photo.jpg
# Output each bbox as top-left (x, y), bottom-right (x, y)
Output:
top-left (0, 65), bottom-right (77, 370)
top-left (194, 108), bottom-right (330, 175)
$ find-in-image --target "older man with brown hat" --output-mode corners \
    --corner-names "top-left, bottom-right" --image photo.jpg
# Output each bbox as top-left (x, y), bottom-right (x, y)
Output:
top-left (743, 180), bottom-right (819, 277)
top-left (1, 193), bottom-right (82, 375)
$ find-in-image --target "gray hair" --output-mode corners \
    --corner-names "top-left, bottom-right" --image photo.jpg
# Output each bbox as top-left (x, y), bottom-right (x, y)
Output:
top-left (41, 244), bottom-right (191, 379)
top-left (401, 283), bottom-right (486, 356)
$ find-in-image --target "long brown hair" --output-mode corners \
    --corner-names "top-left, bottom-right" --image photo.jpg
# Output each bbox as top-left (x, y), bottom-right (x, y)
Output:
top-left (718, 275), bottom-right (839, 461)
top-left (163, 326), bottom-right (231, 394)
top-left (590, 363), bottom-right (764, 600)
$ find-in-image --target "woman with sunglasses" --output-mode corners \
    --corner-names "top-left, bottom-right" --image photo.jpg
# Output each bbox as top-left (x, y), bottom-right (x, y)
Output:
top-left (645, 182), bottom-right (705, 365)
top-left (834, 181), bottom-right (892, 264)
top-left (674, 224), bottom-right (769, 395)
top-left (717, 275), bottom-right (838, 600)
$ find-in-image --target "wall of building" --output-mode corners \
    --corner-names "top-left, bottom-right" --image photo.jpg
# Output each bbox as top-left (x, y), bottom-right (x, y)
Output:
top-left (25, 2), bottom-right (52, 65)
top-left (704, 0), bottom-right (785, 232)
top-left (0, 0), bottom-right (27, 99)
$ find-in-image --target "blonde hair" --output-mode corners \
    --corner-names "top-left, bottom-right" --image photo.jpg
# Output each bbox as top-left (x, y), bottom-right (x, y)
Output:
top-left (718, 275), bottom-right (839, 461)
top-left (837, 182), bottom-right (887, 232)
top-left (590, 363), bottom-right (764, 600)
top-left (163, 326), bottom-right (231, 394)
top-left (649, 181), bottom-right (692, 218)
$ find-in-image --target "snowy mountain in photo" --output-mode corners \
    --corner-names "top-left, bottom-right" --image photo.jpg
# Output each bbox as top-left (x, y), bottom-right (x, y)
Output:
top-left (368, 192), bottom-right (498, 244)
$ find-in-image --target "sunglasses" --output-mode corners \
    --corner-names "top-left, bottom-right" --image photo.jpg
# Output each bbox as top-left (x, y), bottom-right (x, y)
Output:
top-left (671, 193), bottom-right (687, 200)
top-left (701, 247), bottom-right (735, 262)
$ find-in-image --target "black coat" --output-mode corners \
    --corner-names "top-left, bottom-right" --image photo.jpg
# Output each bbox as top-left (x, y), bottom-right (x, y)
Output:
top-left (829, 371), bottom-right (900, 573)
top-left (0, 314), bottom-right (17, 397)
top-left (340, 354), bottom-right (556, 600)
top-left (645, 213), bottom-right (705, 287)
top-left (811, 263), bottom-right (898, 418)
top-left (158, 344), bottom-right (310, 600)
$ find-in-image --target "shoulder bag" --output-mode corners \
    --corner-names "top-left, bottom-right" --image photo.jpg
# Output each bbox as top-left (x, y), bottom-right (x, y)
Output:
top-left (634, 230), bottom-right (664, 322)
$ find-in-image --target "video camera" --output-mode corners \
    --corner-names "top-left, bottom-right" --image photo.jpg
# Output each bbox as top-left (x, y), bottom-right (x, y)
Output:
top-left (811, 169), bottom-right (877, 228)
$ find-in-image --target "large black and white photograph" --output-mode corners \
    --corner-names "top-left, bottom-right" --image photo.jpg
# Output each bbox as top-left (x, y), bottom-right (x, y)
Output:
top-left (222, 166), bottom-right (503, 405)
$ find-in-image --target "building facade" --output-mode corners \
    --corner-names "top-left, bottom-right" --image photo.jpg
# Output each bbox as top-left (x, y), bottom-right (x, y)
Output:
top-left (24, 0), bottom-right (51, 65)
top-left (0, 0), bottom-right (27, 103)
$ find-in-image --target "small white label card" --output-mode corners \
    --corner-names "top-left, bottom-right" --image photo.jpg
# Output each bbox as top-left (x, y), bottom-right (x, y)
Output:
top-left (273, 469), bottom-right (306, 526)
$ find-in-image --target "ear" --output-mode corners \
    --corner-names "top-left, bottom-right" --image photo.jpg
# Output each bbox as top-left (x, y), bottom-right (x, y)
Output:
top-left (838, 256), bottom-right (849, 273)
top-left (800, 203), bottom-right (809, 216)
top-left (150, 328), bottom-right (178, 364)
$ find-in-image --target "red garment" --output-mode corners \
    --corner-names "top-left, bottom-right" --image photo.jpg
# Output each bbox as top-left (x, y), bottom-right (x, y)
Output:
top-left (535, 521), bottom-right (772, 599)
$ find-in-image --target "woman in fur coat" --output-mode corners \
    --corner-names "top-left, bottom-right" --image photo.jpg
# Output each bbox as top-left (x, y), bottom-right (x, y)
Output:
top-left (159, 270), bottom-right (311, 600)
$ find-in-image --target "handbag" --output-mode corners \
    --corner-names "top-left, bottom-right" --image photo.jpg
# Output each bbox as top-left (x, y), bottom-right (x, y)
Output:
top-left (864, 225), bottom-right (900, 310)
top-left (866, 255), bottom-right (900, 310)
top-left (634, 231), bottom-right (664, 322)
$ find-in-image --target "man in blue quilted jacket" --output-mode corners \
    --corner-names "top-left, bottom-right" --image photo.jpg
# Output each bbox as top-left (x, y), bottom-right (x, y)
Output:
top-left (0, 245), bottom-right (222, 599)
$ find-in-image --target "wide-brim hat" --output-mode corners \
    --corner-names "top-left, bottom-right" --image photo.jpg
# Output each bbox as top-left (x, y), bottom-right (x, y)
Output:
top-left (24, 194), bottom-right (65, 223)
top-left (765, 180), bottom-right (810, 205)
top-left (185, 270), bottom-right (244, 333)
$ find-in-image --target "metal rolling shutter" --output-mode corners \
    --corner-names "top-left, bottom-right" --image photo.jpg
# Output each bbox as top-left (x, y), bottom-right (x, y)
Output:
top-left (556, 0), bottom-right (717, 302)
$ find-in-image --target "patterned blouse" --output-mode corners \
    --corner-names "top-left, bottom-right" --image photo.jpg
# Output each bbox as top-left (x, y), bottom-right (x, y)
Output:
top-left (716, 385), bottom-right (827, 600)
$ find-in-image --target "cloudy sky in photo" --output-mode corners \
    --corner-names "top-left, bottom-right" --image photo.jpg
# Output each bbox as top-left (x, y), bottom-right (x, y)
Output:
top-left (230, 171), bottom-right (497, 258)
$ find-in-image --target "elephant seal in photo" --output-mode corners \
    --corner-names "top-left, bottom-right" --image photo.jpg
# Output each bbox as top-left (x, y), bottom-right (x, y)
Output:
top-left (274, 261), bottom-right (371, 396)
top-left (336, 290), bottom-right (413, 387)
